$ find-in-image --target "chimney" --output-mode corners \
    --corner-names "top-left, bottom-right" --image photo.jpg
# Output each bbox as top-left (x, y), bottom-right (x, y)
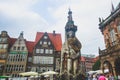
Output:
top-left (53, 30), bottom-right (56, 36)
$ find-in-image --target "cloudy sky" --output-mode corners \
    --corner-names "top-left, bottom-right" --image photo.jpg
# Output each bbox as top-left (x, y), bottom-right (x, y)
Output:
top-left (0, 0), bottom-right (119, 56)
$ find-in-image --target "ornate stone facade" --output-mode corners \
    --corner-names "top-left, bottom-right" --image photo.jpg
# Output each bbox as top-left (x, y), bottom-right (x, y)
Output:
top-left (99, 3), bottom-right (120, 77)
top-left (4, 32), bottom-right (28, 77)
top-left (60, 9), bottom-right (82, 80)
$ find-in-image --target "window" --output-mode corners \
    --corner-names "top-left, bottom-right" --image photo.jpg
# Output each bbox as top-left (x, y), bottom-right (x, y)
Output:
top-left (40, 49), bottom-right (44, 53)
top-left (43, 41), bottom-right (47, 45)
top-left (45, 49), bottom-right (49, 54)
top-left (28, 57), bottom-right (32, 62)
top-left (21, 47), bottom-right (24, 50)
top-left (17, 47), bottom-right (20, 50)
top-left (33, 56), bottom-right (53, 64)
top-left (40, 41), bottom-right (42, 44)
top-left (44, 36), bottom-right (48, 39)
top-left (2, 38), bottom-right (7, 42)
top-left (36, 49), bottom-right (39, 53)
top-left (3, 44), bottom-right (7, 49)
top-left (48, 42), bottom-right (51, 45)
top-left (1, 54), bottom-right (6, 59)
top-left (49, 49), bottom-right (53, 54)
top-left (13, 46), bottom-right (16, 50)
top-left (36, 49), bottom-right (44, 53)
top-left (110, 29), bottom-right (116, 45)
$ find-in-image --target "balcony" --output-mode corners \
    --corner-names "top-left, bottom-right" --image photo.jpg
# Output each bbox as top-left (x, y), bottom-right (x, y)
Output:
top-left (99, 43), bottom-right (120, 56)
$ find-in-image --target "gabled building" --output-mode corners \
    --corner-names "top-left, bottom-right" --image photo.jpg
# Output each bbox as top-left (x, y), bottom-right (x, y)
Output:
top-left (26, 41), bottom-right (34, 72)
top-left (0, 30), bottom-right (62, 77)
top-left (80, 56), bottom-right (86, 74)
top-left (0, 31), bottom-right (10, 75)
top-left (32, 31), bottom-right (62, 73)
top-left (80, 55), bottom-right (98, 74)
top-left (99, 2), bottom-right (120, 76)
top-left (4, 32), bottom-right (29, 77)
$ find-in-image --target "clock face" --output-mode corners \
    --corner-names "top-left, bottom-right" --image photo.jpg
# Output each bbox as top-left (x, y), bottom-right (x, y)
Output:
top-left (68, 31), bottom-right (74, 38)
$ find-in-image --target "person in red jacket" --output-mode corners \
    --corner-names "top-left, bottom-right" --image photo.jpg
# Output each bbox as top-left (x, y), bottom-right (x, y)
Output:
top-left (98, 73), bottom-right (106, 80)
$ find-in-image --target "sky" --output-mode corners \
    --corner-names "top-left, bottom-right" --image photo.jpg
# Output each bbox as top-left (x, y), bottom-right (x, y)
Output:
top-left (0, 0), bottom-right (119, 56)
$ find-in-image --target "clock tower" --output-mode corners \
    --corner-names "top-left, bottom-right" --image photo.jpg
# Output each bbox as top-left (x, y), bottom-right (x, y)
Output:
top-left (60, 9), bottom-right (82, 80)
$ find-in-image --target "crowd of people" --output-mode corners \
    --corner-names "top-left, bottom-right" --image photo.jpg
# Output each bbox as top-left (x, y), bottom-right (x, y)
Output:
top-left (86, 73), bottom-right (120, 80)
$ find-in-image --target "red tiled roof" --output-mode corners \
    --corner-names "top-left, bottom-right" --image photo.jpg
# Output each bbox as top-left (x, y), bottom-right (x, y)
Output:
top-left (48, 33), bottom-right (62, 51)
top-left (93, 56), bottom-right (99, 62)
top-left (34, 32), bottom-right (44, 45)
top-left (9, 38), bottom-right (17, 47)
top-left (9, 37), bottom-right (35, 55)
top-left (35, 32), bottom-right (62, 51)
top-left (26, 41), bottom-right (34, 53)
top-left (81, 56), bottom-right (85, 62)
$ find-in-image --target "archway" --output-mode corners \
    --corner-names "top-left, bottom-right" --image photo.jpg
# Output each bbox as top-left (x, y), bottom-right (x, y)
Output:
top-left (114, 57), bottom-right (120, 76)
top-left (103, 61), bottom-right (113, 75)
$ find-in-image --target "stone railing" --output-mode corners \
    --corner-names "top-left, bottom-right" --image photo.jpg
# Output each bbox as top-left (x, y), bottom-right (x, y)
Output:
top-left (99, 43), bottom-right (120, 56)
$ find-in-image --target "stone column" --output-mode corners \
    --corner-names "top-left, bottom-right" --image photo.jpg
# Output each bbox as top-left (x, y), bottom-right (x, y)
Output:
top-left (67, 58), bottom-right (71, 73)
top-left (73, 60), bottom-right (77, 75)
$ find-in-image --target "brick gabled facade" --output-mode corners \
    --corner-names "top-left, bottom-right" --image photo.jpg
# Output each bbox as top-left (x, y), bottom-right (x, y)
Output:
top-left (0, 31), bottom-right (62, 77)
top-left (99, 2), bottom-right (120, 76)
top-left (32, 31), bottom-right (62, 73)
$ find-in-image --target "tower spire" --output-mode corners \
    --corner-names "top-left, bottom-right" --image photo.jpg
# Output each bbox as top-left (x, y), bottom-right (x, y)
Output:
top-left (111, 1), bottom-right (115, 13)
top-left (68, 8), bottom-right (73, 21)
top-left (65, 9), bottom-right (77, 39)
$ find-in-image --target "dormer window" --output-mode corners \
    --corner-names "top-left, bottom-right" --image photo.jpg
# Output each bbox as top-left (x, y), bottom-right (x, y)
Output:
top-left (43, 41), bottom-right (47, 45)
top-left (44, 36), bottom-right (48, 39)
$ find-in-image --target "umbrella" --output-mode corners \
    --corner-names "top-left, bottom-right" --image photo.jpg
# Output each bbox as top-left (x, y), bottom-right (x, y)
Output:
top-left (40, 71), bottom-right (58, 75)
top-left (95, 70), bottom-right (103, 74)
top-left (87, 71), bottom-right (96, 75)
top-left (19, 71), bottom-right (38, 76)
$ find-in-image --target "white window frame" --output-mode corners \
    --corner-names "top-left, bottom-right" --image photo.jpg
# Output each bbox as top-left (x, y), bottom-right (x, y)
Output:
top-left (40, 49), bottom-right (44, 53)
top-left (40, 41), bottom-right (42, 44)
top-left (49, 49), bottom-right (53, 54)
top-left (43, 41), bottom-right (47, 45)
top-left (48, 41), bottom-right (51, 45)
top-left (45, 49), bottom-right (49, 54)
top-left (36, 49), bottom-right (40, 53)
top-left (44, 36), bottom-right (48, 39)
top-left (3, 44), bottom-right (7, 49)
top-left (110, 29), bottom-right (116, 44)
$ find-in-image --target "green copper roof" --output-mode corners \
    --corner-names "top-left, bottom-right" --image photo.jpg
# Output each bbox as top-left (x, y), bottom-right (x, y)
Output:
top-left (10, 51), bottom-right (28, 54)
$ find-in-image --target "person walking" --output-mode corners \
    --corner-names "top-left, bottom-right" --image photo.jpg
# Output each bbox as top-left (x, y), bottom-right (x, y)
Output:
top-left (98, 73), bottom-right (106, 80)
top-left (109, 74), bottom-right (114, 80)
top-left (92, 75), bottom-right (97, 80)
